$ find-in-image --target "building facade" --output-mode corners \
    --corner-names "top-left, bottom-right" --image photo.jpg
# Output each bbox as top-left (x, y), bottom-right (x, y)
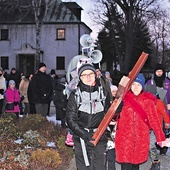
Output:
top-left (0, 0), bottom-right (91, 76)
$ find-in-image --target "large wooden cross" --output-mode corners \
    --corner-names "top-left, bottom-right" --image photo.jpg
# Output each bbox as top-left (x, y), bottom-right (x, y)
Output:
top-left (91, 52), bottom-right (149, 146)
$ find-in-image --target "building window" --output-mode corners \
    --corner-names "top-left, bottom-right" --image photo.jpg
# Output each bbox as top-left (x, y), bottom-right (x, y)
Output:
top-left (56, 56), bottom-right (65, 70)
top-left (56, 28), bottom-right (65, 40)
top-left (1, 56), bottom-right (9, 69)
top-left (1, 29), bottom-right (9, 40)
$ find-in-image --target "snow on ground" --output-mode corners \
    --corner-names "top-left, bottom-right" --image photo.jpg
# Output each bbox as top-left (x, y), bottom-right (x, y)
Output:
top-left (14, 110), bottom-right (61, 147)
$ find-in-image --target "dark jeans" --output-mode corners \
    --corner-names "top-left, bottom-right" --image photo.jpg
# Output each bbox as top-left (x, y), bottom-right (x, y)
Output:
top-left (35, 103), bottom-right (48, 117)
top-left (74, 138), bottom-right (107, 170)
top-left (30, 103), bottom-right (36, 114)
top-left (121, 163), bottom-right (139, 170)
top-left (106, 148), bottom-right (116, 170)
top-left (0, 99), bottom-right (4, 115)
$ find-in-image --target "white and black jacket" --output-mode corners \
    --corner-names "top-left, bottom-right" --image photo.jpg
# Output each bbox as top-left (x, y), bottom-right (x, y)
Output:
top-left (66, 79), bottom-right (110, 142)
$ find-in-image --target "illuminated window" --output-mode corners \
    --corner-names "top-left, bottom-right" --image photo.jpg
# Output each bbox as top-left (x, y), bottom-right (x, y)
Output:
top-left (56, 56), bottom-right (65, 70)
top-left (56, 28), bottom-right (65, 40)
top-left (1, 29), bottom-right (9, 40)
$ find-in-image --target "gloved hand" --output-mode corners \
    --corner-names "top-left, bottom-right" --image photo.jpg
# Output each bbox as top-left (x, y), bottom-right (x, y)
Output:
top-left (0, 89), bottom-right (4, 95)
top-left (14, 101), bottom-right (19, 106)
top-left (20, 96), bottom-right (25, 102)
top-left (83, 132), bottom-right (95, 147)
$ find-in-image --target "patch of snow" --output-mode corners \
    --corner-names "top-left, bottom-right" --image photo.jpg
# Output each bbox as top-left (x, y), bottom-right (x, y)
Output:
top-left (47, 142), bottom-right (56, 148)
top-left (14, 139), bottom-right (23, 144)
top-left (46, 115), bottom-right (61, 125)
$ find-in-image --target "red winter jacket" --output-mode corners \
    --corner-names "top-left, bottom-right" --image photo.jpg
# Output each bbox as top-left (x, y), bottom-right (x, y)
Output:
top-left (115, 91), bottom-right (165, 164)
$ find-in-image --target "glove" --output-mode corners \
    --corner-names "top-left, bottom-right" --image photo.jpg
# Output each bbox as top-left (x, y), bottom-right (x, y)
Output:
top-left (14, 102), bottom-right (19, 106)
top-left (0, 89), bottom-right (4, 95)
top-left (20, 96), bottom-right (25, 102)
top-left (82, 132), bottom-right (95, 147)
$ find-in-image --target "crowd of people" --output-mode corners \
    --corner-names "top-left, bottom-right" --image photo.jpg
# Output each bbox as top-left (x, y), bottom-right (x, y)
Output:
top-left (0, 62), bottom-right (67, 121)
top-left (0, 60), bottom-right (170, 170)
top-left (66, 60), bottom-right (170, 170)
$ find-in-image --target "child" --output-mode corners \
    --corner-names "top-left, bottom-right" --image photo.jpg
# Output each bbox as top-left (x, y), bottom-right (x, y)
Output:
top-left (105, 71), bottom-right (113, 86)
top-left (5, 80), bottom-right (20, 117)
top-left (145, 85), bottom-right (170, 155)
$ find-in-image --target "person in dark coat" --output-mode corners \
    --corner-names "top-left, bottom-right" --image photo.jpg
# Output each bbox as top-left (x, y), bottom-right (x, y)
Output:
top-left (27, 73), bottom-right (36, 114)
top-left (53, 77), bottom-right (67, 128)
top-left (47, 69), bottom-right (59, 116)
top-left (95, 66), bottom-right (113, 103)
top-left (7, 68), bottom-right (21, 89)
top-left (146, 63), bottom-right (169, 106)
top-left (29, 63), bottom-right (53, 117)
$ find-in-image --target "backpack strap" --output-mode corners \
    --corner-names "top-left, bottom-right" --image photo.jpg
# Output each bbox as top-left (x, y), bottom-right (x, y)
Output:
top-left (75, 87), bottom-right (82, 108)
top-left (75, 86), bottom-right (106, 108)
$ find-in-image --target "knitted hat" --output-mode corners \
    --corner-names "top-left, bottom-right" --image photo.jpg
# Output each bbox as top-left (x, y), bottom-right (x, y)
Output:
top-left (105, 71), bottom-right (110, 76)
top-left (154, 64), bottom-right (164, 72)
top-left (145, 85), bottom-right (157, 95)
top-left (60, 77), bottom-right (66, 83)
top-left (38, 62), bottom-right (46, 69)
top-left (50, 69), bottom-right (55, 75)
top-left (110, 85), bottom-right (118, 91)
top-left (93, 64), bottom-right (100, 70)
top-left (134, 73), bottom-right (145, 89)
top-left (78, 64), bottom-right (96, 78)
top-left (9, 80), bottom-right (15, 85)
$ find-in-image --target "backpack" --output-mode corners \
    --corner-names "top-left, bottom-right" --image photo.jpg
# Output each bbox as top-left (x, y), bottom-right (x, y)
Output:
top-left (75, 86), bottom-right (106, 109)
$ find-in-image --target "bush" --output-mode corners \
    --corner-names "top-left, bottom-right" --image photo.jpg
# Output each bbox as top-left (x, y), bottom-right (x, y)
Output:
top-left (0, 114), bottom-right (74, 169)
top-left (29, 148), bottom-right (62, 169)
top-left (22, 130), bottom-right (47, 148)
top-left (0, 116), bottom-right (20, 139)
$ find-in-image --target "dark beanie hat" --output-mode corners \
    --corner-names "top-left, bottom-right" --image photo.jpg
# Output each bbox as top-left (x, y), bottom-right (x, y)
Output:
top-left (38, 62), bottom-right (46, 69)
top-left (93, 64), bottom-right (100, 70)
top-left (154, 64), bottom-right (164, 72)
top-left (134, 73), bottom-right (145, 89)
top-left (50, 69), bottom-right (55, 75)
top-left (78, 64), bottom-right (96, 78)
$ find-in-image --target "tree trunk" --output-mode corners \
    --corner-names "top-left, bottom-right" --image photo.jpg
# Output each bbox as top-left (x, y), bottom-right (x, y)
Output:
top-left (123, 7), bottom-right (134, 74)
top-left (32, 0), bottom-right (42, 69)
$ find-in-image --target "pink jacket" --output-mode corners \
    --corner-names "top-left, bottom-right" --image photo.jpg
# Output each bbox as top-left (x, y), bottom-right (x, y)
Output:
top-left (6, 88), bottom-right (20, 113)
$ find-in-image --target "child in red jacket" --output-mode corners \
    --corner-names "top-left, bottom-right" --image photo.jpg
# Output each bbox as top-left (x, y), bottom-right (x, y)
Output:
top-left (145, 85), bottom-right (170, 155)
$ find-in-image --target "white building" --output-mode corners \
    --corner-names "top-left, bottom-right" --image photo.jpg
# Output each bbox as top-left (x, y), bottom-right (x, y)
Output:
top-left (0, 0), bottom-right (91, 76)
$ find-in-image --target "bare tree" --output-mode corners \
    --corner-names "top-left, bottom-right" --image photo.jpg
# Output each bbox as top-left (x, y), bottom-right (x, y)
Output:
top-left (89, 0), bottom-right (162, 73)
top-left (149, 10), bottom-right (170, 66)
top-left (0, 0), bottom-right (55, 68)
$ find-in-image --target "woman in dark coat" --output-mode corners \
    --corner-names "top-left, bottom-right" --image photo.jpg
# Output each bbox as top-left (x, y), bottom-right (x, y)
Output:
top-left (54, 77), bottom-right (67, 128)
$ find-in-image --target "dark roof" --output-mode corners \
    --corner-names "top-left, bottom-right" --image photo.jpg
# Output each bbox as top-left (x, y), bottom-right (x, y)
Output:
top-left (63, 2), bottom-right (83, 10)
top-left (0, 0), bottom-right (80, 23)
